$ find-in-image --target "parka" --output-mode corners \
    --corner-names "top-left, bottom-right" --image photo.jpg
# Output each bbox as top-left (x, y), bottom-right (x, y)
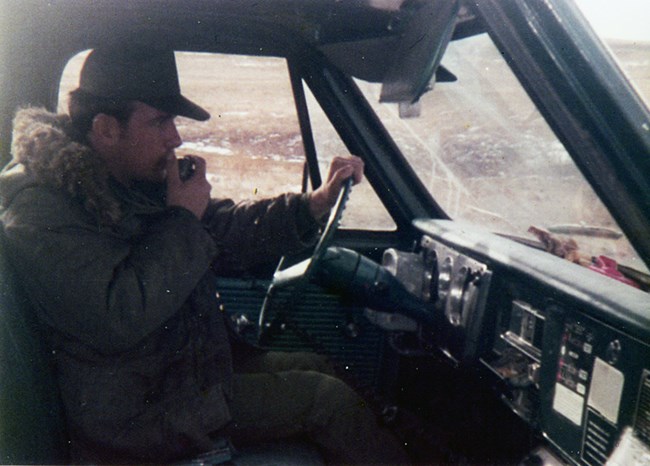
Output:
top-left (0, 107), bottom-right (320, 462)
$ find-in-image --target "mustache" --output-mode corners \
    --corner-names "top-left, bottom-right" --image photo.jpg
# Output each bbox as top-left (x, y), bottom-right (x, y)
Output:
top-left (158, 152), bottom-right (176, 169)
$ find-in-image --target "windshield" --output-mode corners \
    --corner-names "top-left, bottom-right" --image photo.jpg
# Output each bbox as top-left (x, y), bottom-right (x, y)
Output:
top-left (355, 28), bottom-right (649, 274)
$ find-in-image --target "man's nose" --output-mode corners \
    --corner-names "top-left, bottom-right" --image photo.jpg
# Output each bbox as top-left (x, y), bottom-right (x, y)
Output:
top-left (167, 122), bottom-right (182, 148)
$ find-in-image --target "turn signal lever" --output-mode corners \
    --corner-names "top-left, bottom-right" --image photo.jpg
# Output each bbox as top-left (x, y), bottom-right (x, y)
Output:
top-left (315, 247), bottom-right (435, 325)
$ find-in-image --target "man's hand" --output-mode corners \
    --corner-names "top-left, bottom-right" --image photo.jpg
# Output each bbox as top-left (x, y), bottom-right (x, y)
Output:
top-left (308, 155), bottom-right (364, 220)
top-left (166, 155), bottom-right (211, 219)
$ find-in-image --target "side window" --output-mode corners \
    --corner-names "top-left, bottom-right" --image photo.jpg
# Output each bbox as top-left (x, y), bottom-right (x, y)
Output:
top-left (57, 50), bottom-right (90, 113)
top-left (58, 51), bottom-right (395, 230)
top-left (175, 53), bottom-right (303, 200)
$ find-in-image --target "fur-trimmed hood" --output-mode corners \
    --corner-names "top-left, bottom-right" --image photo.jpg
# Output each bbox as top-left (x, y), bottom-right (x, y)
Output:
top-left (0, 107), bottom-right (121, 224)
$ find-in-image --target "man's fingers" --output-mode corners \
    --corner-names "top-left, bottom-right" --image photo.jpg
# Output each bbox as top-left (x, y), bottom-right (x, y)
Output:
top-left (166, 155), bottom-right (211, 219)
top-left (193, 156), bottom-right (207, 176)
top-left (328, 155), bottom-right (364, 185)
top-left (165, 155), bottom-right (182, 190)
top-left (334, 165), bottom-right (356, 186)
top-left (167, 155), bottom-right (207, 184)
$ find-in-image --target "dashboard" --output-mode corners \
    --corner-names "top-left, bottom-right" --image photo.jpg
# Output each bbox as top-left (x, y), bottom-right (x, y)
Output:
top-left (375, 219), bottom-right (650, 465)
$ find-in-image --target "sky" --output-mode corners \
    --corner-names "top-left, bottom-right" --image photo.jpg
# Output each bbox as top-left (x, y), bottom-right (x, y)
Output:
top-left (575, 0), bottom-right (650, 41)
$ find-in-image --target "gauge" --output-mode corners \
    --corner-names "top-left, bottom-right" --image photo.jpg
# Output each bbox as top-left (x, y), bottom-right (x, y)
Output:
top-left (446, 265), bottom-right (469, 326)
top-left (381, 249), bottom-right (426, 299)
top-left (423, 247), bottom-right (438, 302)
top-left (438, 255), bottom-right (453, 307)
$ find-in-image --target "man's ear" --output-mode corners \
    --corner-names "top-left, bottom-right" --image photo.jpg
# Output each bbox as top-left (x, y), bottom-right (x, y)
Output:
top-left (88, 113), bottom-right (121, 149)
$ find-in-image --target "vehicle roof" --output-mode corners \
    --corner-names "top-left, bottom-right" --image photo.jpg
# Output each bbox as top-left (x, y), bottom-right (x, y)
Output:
top-left (1, 0), bottom-right (475, 83)
top-left (0, 0), bottom-right (471, 162)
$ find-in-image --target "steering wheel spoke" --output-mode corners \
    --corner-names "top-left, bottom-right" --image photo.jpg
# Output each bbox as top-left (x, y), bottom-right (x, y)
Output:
top-left (272, 258), bottom-right (312, 287)
top-left (257, 178), bottom-right (354, 344)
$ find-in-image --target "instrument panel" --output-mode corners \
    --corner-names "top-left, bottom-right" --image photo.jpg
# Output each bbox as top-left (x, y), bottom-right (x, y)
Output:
top-left (374, 219), bottom-right (650, 465)
top-left (540, 310), bottom-right (650, 465)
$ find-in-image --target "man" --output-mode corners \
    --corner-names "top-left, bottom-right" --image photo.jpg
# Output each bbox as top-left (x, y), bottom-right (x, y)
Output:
top-left (0, 47), bottom-right (407, 463)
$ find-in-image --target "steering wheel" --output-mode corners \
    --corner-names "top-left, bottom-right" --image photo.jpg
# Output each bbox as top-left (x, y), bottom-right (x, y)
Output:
top-left (257, 178), bottom-right (353, 343)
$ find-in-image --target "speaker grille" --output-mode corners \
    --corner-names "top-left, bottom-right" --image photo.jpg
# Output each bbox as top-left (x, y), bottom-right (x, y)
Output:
top-left (216, 277), bottom-right (387, 389)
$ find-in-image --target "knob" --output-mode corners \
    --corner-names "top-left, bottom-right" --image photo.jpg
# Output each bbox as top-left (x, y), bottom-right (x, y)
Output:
top-left (605, 339), bottom-right (622, 365)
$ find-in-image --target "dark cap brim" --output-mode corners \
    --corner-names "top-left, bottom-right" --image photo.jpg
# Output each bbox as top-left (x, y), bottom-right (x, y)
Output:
top-left (143, 95), bottom-right (211, 121)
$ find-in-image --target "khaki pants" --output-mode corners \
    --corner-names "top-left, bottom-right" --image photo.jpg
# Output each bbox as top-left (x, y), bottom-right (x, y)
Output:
top-left (228, 352), bottom-right (409, 465)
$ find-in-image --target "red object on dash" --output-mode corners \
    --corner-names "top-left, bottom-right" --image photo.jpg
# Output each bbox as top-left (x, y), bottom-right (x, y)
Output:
top-left (588, 255), bottom-right (640, 288)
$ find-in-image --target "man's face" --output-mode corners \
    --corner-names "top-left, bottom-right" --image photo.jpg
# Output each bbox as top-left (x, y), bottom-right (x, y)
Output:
top-left (112, 102), bottom-right (182, 184)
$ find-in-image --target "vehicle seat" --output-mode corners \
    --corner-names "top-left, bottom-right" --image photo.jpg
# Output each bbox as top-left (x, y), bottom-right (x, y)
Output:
top-left (0, 236), bottom-right (70, 464)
